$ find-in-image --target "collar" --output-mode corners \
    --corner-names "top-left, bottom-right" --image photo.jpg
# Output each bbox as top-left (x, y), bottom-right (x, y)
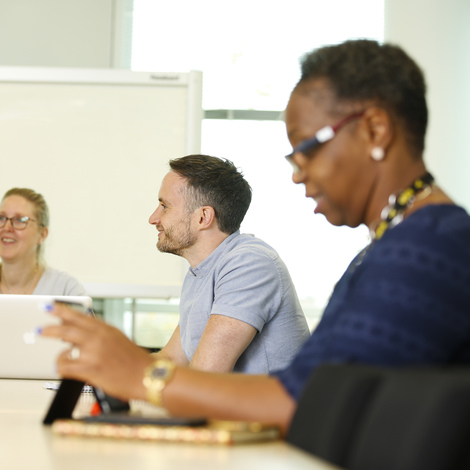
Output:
top-left (188, 230), bottom-right (241, 278)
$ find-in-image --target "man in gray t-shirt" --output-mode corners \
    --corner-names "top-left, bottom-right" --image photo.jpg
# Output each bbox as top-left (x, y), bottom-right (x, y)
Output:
top-left (148, 155), bottom-right (309, 374)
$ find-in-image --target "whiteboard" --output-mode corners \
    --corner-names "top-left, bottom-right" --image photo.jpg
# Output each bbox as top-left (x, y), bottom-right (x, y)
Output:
top-left (0, 67), bottom-right (203, 297)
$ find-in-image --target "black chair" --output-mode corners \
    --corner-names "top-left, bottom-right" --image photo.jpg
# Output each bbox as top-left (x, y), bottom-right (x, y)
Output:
top-left (287, 364), bottom-right (470, 470)
top-left (347, 367), bottom-right (470, 470)
top-left (286, 364), bottom-right (384, 467)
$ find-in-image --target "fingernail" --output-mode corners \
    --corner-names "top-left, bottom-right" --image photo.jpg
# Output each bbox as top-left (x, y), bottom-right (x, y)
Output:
top-left (35, 326), bottom-right (43, 335)
top-left (41, 302), bottom-right (54, 312)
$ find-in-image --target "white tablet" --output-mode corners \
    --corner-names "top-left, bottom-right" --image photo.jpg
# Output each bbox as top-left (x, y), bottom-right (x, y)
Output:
top-left (0, 295), bottom-right (93, 379)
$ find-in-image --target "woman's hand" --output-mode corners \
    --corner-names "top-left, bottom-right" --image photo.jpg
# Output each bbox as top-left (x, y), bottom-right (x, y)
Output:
top-left (40, 302), bottom-right (153, 402)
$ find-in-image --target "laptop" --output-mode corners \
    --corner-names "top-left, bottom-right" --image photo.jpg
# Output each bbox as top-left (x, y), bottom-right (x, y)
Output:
top-left (0, 294), bottom-right (93, 379)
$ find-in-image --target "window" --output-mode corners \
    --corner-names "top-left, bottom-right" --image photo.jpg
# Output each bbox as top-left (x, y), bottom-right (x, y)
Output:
top-left (128, 0), bottom-right (384, 331)
top-left (132, 0), bottom-right (384, 111)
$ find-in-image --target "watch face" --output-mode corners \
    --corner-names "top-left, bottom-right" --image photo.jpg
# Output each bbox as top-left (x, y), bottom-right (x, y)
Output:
top-left (151, 365), bottom-right (167, 379)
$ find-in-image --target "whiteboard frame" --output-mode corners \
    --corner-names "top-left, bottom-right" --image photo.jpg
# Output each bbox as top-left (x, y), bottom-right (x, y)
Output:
top-left (0, 66), bottom-right (203, 156)
top-left (0, 66), bottom-right (202, 298)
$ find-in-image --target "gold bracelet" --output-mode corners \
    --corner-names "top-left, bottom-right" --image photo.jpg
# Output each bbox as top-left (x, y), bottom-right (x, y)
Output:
top-left (142, 359), bottom-right (176, 407)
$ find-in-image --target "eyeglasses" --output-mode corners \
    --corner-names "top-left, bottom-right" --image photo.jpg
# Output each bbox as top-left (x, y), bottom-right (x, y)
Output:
top-left (285, 111), bottom-right (365, 173)
top-left (0, 216), bottom-right (38, 230)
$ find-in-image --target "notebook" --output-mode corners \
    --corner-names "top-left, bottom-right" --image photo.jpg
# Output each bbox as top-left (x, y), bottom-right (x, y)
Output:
top-left (0, 294), bottom-right (93, 379)
top-left (51, 418), bottom-right (280, 444)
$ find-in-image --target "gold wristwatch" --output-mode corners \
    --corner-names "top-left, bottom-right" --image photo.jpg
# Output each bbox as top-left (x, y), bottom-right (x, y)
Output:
top-left (143, 359), bottom-right (176, 407)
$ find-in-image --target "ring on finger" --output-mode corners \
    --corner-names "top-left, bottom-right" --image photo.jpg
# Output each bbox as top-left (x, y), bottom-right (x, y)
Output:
top-left (69, 346), bottom-right (80, 360)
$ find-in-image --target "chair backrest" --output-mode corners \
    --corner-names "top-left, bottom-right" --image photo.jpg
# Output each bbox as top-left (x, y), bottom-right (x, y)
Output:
top-left (287, 364), bottom-right (470, 470)
top-left (347, 368), bottom-right (470, 470)
top-left (286, 364), bottom-right (383, 467)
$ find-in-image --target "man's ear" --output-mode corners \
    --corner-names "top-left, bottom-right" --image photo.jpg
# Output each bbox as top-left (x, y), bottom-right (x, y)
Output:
top-left (196, 206), bottom-right (216, 230)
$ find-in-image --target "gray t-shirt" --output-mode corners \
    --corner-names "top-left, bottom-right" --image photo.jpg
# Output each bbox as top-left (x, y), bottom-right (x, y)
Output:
top-left (179, 231), bottom-right (310, 374)
top-left (33, 267), bottom-right (86, 296)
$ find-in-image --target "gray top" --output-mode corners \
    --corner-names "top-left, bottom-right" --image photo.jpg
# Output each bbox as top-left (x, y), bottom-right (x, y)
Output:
top-left (33, 267), bottom-right (87, 296)
top-left (179, 231), bottom-right (310, 374)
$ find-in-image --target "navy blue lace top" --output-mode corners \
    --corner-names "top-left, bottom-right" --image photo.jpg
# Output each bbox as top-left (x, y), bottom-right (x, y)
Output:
top-left (272, 205), bottom-right (470, 400)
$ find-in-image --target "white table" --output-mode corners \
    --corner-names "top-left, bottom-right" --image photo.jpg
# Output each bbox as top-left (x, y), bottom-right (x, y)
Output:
top-left (0, 380), bottom-right (341, 470)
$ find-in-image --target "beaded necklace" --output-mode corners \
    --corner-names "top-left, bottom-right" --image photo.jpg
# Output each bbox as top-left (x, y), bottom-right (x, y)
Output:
top-left (371, 172), bottom-right (435, 241)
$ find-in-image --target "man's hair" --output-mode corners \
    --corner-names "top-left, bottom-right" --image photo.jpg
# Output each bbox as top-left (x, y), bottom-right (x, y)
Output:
top-left (169, 154), bottom-right (252, 234)
top-left (297, 39), bottom-right (428, 155)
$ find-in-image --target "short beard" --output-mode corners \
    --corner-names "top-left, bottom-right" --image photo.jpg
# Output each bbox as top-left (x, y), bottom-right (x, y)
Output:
top-left (157, 220), bottom-right (197, 257)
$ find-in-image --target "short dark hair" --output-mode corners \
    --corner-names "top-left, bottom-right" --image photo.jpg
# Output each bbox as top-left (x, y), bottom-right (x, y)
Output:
top-left (297, 39), bottom-right (428, 155)
top-left (169, 154), bottom-right (252, 234)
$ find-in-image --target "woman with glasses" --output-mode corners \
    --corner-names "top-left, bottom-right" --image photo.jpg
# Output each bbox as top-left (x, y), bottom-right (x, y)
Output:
top-left (41, 40), bottom-right (470, 436)
top-left (0, 187), bottom-right (85, 295)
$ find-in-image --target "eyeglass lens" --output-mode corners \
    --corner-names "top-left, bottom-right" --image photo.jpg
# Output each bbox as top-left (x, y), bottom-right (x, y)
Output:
top-left (0, 216), bottom-right (31, 230)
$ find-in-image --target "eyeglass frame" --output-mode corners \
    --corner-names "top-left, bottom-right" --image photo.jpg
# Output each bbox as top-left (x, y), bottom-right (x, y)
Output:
top-left (285, 111), bottom-right (365, 173)
top-left (0, 215), bottom-right (40, 230)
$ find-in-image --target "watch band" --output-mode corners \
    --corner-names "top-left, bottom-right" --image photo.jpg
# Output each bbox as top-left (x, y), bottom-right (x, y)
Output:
top-left (142, 359), bottom-right (176, 407)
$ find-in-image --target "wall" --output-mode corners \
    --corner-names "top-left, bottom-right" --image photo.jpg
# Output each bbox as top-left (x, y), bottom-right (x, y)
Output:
top-left (0, 0), bottom-right (132, 68)
top-left (384, 0), bottom-right (470, 210)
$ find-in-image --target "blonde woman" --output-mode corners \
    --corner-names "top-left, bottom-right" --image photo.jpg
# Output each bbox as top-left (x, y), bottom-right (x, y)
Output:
top-left (0, 188), bottom-right (85, 295)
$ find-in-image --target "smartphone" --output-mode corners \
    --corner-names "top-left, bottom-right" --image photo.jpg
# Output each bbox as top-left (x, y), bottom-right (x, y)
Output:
top-left (92, 387), bottom-right (130, 413)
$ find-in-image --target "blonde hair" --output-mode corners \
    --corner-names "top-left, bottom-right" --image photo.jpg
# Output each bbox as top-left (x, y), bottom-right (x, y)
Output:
top-left (2, 188), bottom-right (49, 261)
